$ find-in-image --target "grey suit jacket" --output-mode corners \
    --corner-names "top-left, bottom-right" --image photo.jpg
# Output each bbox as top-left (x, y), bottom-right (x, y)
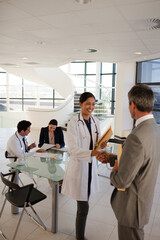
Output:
top-left (110, 118), bottom-right (160, 228)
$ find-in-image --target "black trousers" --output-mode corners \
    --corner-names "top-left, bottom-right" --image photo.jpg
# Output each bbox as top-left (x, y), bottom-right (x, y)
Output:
top-left (118, 223), bottom-right (144, 240)
top-left (76, 201), bottom-right (89, 240)
top-left (76, 162), bottom-right (92, 240)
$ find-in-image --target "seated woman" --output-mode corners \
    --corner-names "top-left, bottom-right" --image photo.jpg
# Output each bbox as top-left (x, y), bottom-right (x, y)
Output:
top-left (38, 119), bottom-right (65, 148)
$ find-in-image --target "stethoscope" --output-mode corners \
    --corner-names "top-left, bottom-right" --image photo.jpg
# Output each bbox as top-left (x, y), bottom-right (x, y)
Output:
top-left (77, 113), bottom-right (99, 143)
top-left (15, 132), bottom-right (24, 149)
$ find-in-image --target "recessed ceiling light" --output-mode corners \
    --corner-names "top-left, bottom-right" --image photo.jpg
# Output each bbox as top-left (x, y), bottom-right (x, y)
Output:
top-left (1, 63), bottom-right (16, 66)
top-left (35, 41), bottom-right (45, 45)
top-left (84, 48), bottom-right (98, 53)
top-left (134, 52), bottom-right (142, 55)
top-left (21, 57), bottom-right (28, 60)
top-left (25, 62), bottom-right (39, 65)
top-left (75, 0), bottom-right (91, 4)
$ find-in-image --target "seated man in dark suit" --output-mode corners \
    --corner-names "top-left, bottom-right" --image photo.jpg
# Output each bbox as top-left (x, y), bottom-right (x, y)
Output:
top-left (38, 119), bottom-right (65, 148)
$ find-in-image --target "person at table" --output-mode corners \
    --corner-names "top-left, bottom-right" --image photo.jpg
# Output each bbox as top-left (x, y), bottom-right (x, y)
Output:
top-left (97, 84), bottom-right (160, 240)
top-left (7, 120), bottom-right (44, 162)
top-left (38, 119), bottom-right (65, 149)
top-left (62, 92), bottom-right (107, 240)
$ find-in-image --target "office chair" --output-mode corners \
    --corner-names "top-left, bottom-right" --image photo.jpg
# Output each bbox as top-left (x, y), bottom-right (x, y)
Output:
top-left (4, 151), bottom-right (37, 189)
top-left (1, 151), bottom-right (24, 195)
top-left (0, 172), bottom-right (47, 240)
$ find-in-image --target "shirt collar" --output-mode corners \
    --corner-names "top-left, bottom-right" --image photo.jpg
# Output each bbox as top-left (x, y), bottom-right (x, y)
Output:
top-left (16, 131), bottom-right (24, 140)
top-left (135, 114), bottom-right (154, 127)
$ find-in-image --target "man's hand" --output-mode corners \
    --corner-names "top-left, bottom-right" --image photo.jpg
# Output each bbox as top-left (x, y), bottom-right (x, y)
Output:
top-left (96, 150), bottom-right (110, 163)
top-left (29, 142), bottom-right (36, 149)
top-left (112, 159), bottom-right (118, 171)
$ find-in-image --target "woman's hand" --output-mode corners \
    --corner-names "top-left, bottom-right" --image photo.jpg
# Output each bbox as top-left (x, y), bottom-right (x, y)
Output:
top-left (36, 149), bottom-right (46, 153)
top-left (96, 150), bottom-right (110, 163)
top-left (91, 150), bottom-right (102, 158)
top-left (100, 140), bottom-right (107, 149)
top-left (56, 144), bottom-right (60, 149)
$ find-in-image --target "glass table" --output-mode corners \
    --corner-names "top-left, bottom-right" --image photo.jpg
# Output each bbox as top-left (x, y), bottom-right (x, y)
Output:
top-left (7, 149), bottom-right (69, 234)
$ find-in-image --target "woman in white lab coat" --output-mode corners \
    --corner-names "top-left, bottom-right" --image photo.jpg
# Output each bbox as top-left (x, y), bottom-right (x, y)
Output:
top-left (62, 92), bottom-right (106, 240)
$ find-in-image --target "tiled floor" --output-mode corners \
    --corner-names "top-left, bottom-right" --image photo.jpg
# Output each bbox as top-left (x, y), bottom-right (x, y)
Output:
top-left (0, 128), bottom-right (160, 240)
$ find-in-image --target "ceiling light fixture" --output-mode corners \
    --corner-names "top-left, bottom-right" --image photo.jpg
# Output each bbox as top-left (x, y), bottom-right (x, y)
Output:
top-left (84, 48), bottom-right (98, 53)
top-left (134, 52), bottom-right (142, 55)
top-left (1, 63), bottom-right (16, 66)
top-left (75, 0), bottom-right (91, 4)
top-left (35, 41), bottom-right (45, 45)
top-left (25, 62), bottom-right (39, 65)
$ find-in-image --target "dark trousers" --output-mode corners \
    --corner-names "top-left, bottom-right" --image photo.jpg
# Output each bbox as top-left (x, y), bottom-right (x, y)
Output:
top-left (118, 223), bottom-right (144, 240)
top-left (76, 201), bottom-right (89, 240)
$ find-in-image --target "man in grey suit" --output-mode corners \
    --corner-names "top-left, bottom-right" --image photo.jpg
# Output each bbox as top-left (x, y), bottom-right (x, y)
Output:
top-left (97, 84), bottom-right (160, 240)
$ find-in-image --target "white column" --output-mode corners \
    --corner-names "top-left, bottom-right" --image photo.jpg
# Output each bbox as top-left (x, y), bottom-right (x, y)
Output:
top-left (6, 72), bottom-right (9, 111)
top-left (114, 62), bottom-right (136, 137)
top-left (95, 62), bottom-right (101, 99)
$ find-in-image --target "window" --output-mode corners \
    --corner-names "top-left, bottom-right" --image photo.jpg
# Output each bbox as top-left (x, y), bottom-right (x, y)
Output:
top-left (0, 72), bottom-right (7, 85)
top-left (100, 63), bottom-right (116, 114)
top-left (101, 75), bottom-right (113, 87)
top-left (0, 70), bottom-right (64, 112)
top-left (101, 63), bottom-right (114, 74)
top-left (136, 59), bottom-right (160, 84)
top-left (0, 99), bottom-right (7, 112)
top-left (86, 62), bottom-right (96, 74)
top-left (136, 58), bottom-right (160, 125)
top-left (61, 61), bottom-right (116, 115)
top-left (0, 70), bottom-right (7, 111)
top-left (1, 62), bottom-right (116, 115)
top-left (70, 62), bottom-right (85, 74)
top-left (0, 86), bottom-right (7, 98)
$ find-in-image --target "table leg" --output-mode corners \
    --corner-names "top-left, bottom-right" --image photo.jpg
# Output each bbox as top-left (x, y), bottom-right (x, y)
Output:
top-left (51, 181), bottom-right (59, 233)
top-left (11, 170), bottom-right (19, 214)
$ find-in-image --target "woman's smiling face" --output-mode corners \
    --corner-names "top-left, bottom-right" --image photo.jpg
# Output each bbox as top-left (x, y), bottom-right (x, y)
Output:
top-left (80, 97), bottom-right (95, 119)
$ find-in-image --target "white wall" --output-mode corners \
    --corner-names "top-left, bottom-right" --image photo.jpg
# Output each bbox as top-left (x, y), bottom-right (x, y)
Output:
top-left (114, 62), bottom-right (136, 137)
top-left (0, 112), bottom-right (28, 128)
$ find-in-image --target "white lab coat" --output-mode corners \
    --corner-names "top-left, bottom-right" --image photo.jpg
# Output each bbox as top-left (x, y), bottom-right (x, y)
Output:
top-left (62, 113), bottom-right (101, 201)
top-left (7, 131), bottom-right (35, 162)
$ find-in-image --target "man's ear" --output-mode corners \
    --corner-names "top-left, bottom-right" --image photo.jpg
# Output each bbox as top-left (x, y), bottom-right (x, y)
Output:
top-left (131, 101), bottom-right (136, 109)
top-left (19, 130), bottom-right (25, 136)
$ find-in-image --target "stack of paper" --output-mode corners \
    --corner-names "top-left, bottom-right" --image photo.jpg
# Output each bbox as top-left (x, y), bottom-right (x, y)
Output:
top-left (40, 143), bottom-right (55, 150)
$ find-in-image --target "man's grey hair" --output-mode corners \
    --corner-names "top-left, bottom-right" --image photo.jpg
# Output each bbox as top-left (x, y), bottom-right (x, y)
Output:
top-left (128, 84), bottom-right (154, 112)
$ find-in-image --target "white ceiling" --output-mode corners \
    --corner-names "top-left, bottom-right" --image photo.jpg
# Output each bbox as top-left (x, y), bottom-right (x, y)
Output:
top-left (1, 0), bottom-right (160, 70)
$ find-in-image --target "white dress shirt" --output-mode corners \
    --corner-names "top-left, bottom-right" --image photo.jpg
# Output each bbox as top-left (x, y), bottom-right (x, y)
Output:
top-left (135, 114), bottom-right (154, 127)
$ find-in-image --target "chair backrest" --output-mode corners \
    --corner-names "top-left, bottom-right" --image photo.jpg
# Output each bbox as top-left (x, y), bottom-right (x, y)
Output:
top-left (5, 150), bottom-right (17, 162)
top-left (0, 172), bottom-right (20, 190)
